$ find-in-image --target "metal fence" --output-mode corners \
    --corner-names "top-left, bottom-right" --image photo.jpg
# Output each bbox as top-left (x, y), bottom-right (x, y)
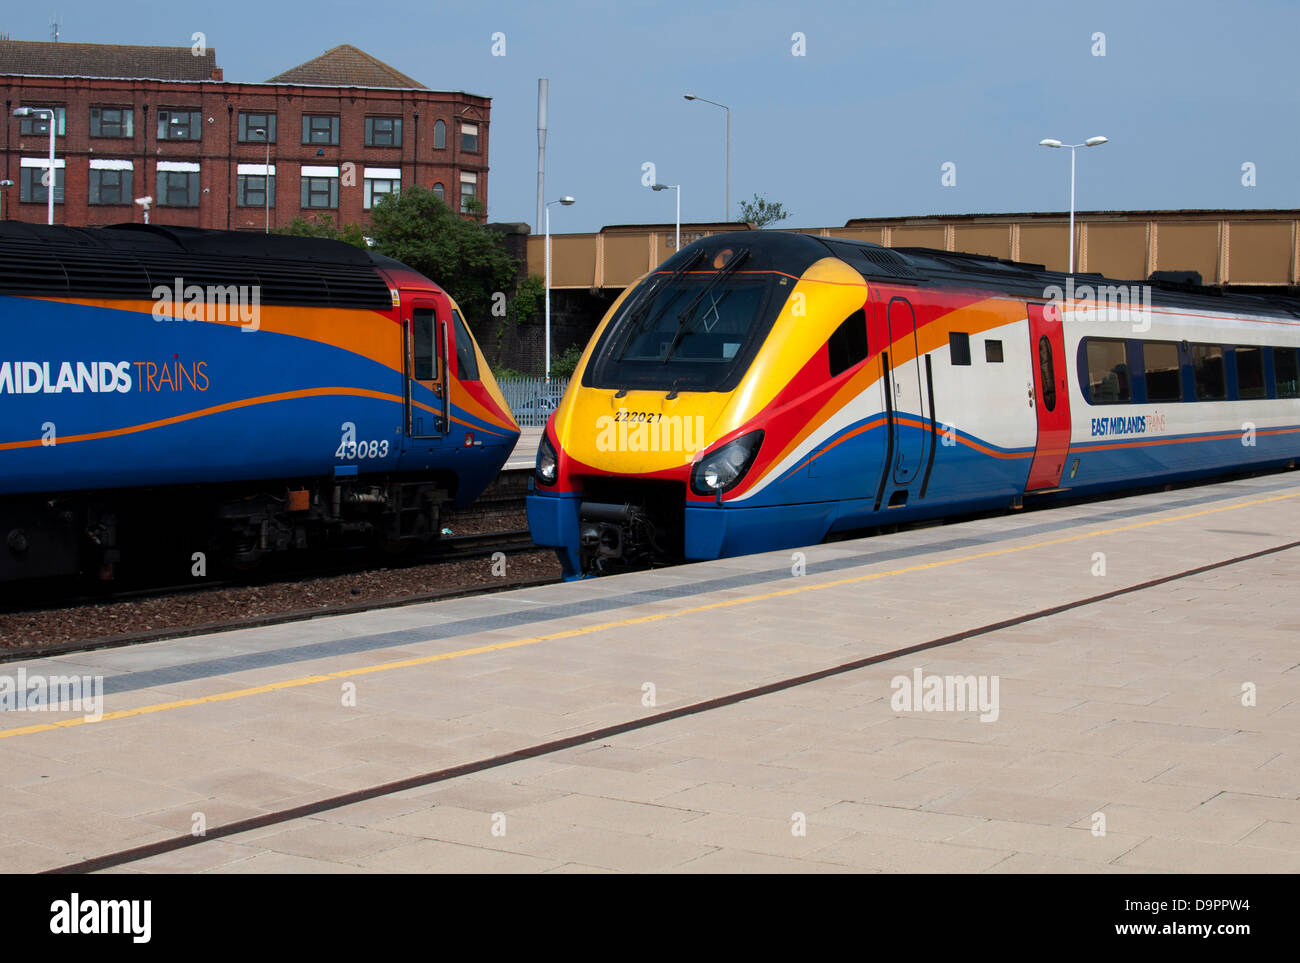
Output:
top-left (496, 375), bottom-right (570, 427)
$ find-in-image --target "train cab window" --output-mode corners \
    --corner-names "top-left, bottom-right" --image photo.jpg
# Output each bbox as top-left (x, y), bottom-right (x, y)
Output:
top-left (1085, 339), bottom-right (1131, 404)
top-left (412, 308), bottom-right (441, 383)
top-left (1235, 346), bottom-right (1266, 399)
top-left (1037, 336), bottom-right (1056, 412)
top-left (1192, 344), bottom-right (1226, 400)
top-left (452, 309), bottom-right (479, 381)
top-left (1276, 347), bottom-right (1300, 398)
top-left (984, 340), bottom-right (1004, 363)
top-left (828, 308), bottom-right (869, 377)
top-left (1143, 342), bottom-right (1182, 402)
top-left (949, 332), bottom-right (971, 366)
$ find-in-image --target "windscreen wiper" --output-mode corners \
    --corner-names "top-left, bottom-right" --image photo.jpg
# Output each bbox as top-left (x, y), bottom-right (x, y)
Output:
top-left (612, 248), bottom-right (706, 362)
top-left (661, 248), bottom-right (750, 364)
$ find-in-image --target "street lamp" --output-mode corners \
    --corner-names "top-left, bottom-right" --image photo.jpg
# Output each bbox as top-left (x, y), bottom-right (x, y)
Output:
top-left (0, 180), bottom-right (12, 221)
top-left (253, 127), bottom-right (271, 233)
top-left (684, 94), bottom-right (729, 222)
top-left (652, 183), bottom-right (680, 252)
top-left (12, 107), bottom-right (57, 226)
top-left (544, 195), bottom-right (576, 383)
top-left (1038, 135), bottom-right (1108, 274)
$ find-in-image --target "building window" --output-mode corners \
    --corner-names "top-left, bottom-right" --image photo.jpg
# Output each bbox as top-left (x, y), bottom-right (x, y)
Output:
top-left (948, 331), bottom-right (971, 366)
top-left (158, 109), bottom-right (201, 141)
top-left (19, 163), bottom-right (64, 203)
top-left (19, 106), bottom-right (65, 136)
top-left (365, 117), bottom-right (402, 147)
top-left (433, 119), bottom-right (446, 149)
top-left (459, 171), bottom-right (478, 213)
top-left (1191, 344), bottom-right (1226, 401)
top-left (239, 112), bottom-right (276, 142)
top-left (1235, 346), bottom-right (1266, 399)
top-left (237, 173), bottom-right (276, 208)
top-left (1142, 342), bottom-right (1182, 402)
top-left (302, 115), bottom-right (339, 145)
top-left (301, 173), bottom-right (339, 209)
top-left (157, 167), bottom-right (200, 207)
top-left (432, 182), bottom-right (445, 202)
top-left (461, 123), bottom-right (479, 152)
top-left (1085, 338), bottom-right (1131, 404)
top-left (89, 166), bottom-right (133, 205)
top-left (1275, 347), bottom-right (1300, 399)
top-left (90, 106), bottom-right (133, 138)
top-left (364, 177), bottom-right (400, 210)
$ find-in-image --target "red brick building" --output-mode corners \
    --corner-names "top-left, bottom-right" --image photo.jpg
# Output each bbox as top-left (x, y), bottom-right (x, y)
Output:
top-left (0, 40), bottom-right (489, 230)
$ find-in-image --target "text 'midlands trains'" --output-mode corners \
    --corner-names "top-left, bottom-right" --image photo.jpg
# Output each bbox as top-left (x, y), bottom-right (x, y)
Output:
top-left (528, 231), bottom-right (1300, 578)
top-left (0, 223), bottom-right (518, 581)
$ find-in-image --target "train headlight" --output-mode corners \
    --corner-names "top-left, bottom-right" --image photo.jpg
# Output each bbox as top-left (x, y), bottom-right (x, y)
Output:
top-left (536, 432), bottom-right (559, 486)
top-left (691, 430), bottom-right (764, 496)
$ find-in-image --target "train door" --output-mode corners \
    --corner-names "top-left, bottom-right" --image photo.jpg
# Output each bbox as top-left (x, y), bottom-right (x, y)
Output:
top-left (886, 296), bottom-right (928, 486)
top-left (1025, 302), bottom-right (1072, 490)
top-left (405, 298), bottom-right (450, 442)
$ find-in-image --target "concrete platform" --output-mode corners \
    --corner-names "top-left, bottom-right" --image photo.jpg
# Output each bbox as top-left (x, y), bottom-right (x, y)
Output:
top-left (504, 426), bottom-right (543, 471)
top-left (3, 472), bottom-right (1300, 873)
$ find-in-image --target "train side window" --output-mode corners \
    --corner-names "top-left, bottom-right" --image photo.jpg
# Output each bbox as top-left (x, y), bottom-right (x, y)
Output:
top-left (1235, 346), bottom-right (1265, 399)
top-left (949, 331), bottom-right (971, 366)
top-left (412, 308), bottom-right (440, 382)
top-left (451, 309), bottom-right (480, 381)
top-left (984, 340), bottom-right (1004, 363)
top-left (1037, 336), bottom-right (1056, 412)
top-left (1143, 342), bottom-right (1183, 402)
top-left (1276, 347), bottom-right (1300, 398)
top-left (1192, 344), bottom-right (1226, 400)
top-left (827, 308), bottom-right (869, 377)
top-left (1085, 338), bottom-right (1131, 404)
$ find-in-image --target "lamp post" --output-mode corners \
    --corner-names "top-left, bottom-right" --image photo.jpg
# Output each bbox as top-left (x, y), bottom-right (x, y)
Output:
top-left (12, 107), bottom-right (57, 225)
top-left (652, 183), bottom-right (680, 251)
top-left (0, 180), bottom-right (12, 220)
top-left (544, 195), bottom-right (576, 383)
top-left (684, 94), bottom-right (729, 222)
top-left (1038, 135), bottom-right (1108, 274)
top-left (253, 127), bottom-right (271, 233)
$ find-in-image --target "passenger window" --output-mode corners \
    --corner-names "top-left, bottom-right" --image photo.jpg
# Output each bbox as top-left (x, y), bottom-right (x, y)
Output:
top-left (1192, 344), bottom-right (1226, 400)
top-left (1276, 347), bottom-right (1300, 398)
top-left (1086, 339), bottom-right (1130, 404)
top-left (1235, 346), bottom-right (1265, 399)
top-left (452, 309), bottom-right (479, 381)
top-left (828, 308), bottom-right (869, 377)
top-left (949, 331), bottom-right (971, 366)
top-left (984, 340), bottom-right (1004, 363)
top-left (1143, 342), bottom-right (1182, 402)
top-left (1037, 336), bottom-right (1056, 412)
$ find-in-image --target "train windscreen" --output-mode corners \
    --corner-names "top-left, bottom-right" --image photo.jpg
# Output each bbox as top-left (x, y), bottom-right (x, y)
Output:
top-left (583, 254), bottom-right (789, 392)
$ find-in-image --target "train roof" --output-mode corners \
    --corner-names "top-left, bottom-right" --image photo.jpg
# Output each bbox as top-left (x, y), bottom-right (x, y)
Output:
top-left (674, 230), bottom-right (1300, 322)
top-left (0, 223), bottom-right (393, 309)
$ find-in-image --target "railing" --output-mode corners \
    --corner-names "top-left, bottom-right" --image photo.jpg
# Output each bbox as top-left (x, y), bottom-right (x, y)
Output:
top-left (496, 375), bottom-right (570, 427)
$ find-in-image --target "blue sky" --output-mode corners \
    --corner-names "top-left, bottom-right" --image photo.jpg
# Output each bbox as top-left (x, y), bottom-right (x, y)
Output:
top-left (8, 0), bottom-right (1297, 231)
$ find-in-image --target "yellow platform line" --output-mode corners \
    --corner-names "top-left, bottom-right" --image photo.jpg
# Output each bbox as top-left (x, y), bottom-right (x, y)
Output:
top-left (3, 487), bottom-right (1298, 742)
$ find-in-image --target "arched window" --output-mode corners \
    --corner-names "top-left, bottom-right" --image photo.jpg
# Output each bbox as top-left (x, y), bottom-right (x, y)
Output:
top-left (432, 182), bottom-right (445, 202)
top-left (433, 119), bottom-right (446, 150)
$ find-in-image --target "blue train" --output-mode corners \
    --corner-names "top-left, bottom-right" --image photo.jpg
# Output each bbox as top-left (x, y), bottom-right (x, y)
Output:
top-left (0, 223), bottom-right (519, 581)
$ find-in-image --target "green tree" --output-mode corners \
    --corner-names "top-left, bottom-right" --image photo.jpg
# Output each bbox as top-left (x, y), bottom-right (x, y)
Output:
top-left (550, 344), bottom-right (584, 379)
top-left (368, 186), bottom-right (517, 332)
top-left (509, 274), bottom-right (545, 327)
top-left (737, 194), bottom-right (791, 227)
top-left (275, 213), bottom-right (368, 248)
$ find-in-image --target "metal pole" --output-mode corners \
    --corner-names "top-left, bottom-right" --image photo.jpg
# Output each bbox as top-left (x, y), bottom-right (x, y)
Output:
top-left (545, 204), bottom-right (551, 383)
top-left (724, 106), bottom-right (730, 223)
top-left (537, 79), bottom-right (548, 235)
top-left (675, 186), bottom-right (680, 251)
top-left (45, 109), bottom-right (55, 226)
top-left (1068, 146), bottom-right (1076, 274)
top-left (265, 137), bottom-right (271, 233)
